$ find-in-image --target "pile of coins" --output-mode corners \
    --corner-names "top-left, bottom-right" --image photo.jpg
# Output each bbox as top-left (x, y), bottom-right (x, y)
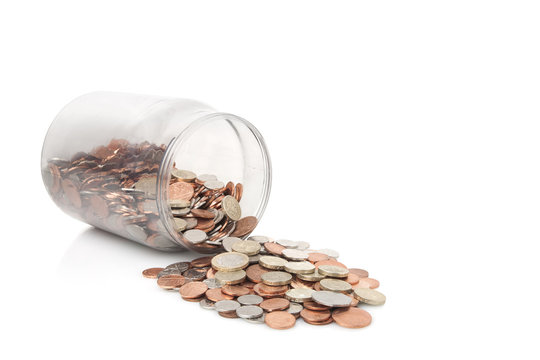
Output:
top-left (43, 139), bottom-right (257, 251)
top-left (143, 236), bottom-right (386, 329)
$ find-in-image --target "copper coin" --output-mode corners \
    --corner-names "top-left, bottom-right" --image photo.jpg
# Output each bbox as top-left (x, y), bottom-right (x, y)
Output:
top-left (291, 278), bottom-right (314, 289)
top-left (179, 281), bottom-right (208, 299)
top-left (142, 267), bottom-right (164, 279)
top-left (190, 256), bottom-right (213, 268)
top-left (264, 242), bottom-right (285, 256)
top-left (205, 288), bottom-right (233, 302)
top-left (349, 268), bottom-right (369, 278)
top-left (169, 181), bottom-right (194, 201)
top-left (314, 259), bottom-right (347, 269)
top-left (260, 298), bottom-right (290, 312)
top-left (346, 273), bottom-right (360, 285)
top-left (355, 277), bottom-right (380, 289)
top-left (303, 301), bottom-right (330, 311)
top-left (307, 252), bottom-right (329, 263)
top-left (225, 181), bottom-right (235, 195)
top-left (332, 307), bottom-right (372, 329)
top-left (304, 317), bottom-right (333, 325)
top-left (264, 311), bottom-right (296, 330)
top-left (246, 264), bottom-right (269, 283)
top-left (230, 216), bottom-right (258, 237)
top-left (300, 308), bottom-right (331, 322)
top-left (241, 280), bottom-right (256, 289)
top-left (313, 282), bottom-right (322, 291)
top-left (234, 183), bottom-right (243, 202)
top-left (190, 209), bottom-right (215, 219)
top-left (157, 275), bottom-right (186, 290)
top-left (62, 179), bottom-right (82, 208)
top-left (219, 311), bottom-right (239, 319)
top-left (182, 296), bottom-right (204, 302)
top-left (254, 283), bottom-right (289, 295)
top-left (206, 267), bottom-right (217, 279)
top-left (221, 285), bottom-right (250, 297)
top-left (194, 217), bottom-right (214, 230)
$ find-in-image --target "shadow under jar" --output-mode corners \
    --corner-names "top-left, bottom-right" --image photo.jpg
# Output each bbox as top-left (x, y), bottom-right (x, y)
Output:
top-left (41, 92), bottom-right (272, 252)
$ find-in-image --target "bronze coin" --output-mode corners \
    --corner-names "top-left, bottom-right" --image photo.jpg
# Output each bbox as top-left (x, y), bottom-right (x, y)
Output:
top-left (62, 179), bottom-right (82, 208)
top-left (313, 282), bottom-right (322, 291)
top-left (205, 288), bottom-right (233, 302)
top-left (179, 281), bottom-right (208, 299)
top-left (346, 273), bottom-right (360, 285)
top-left (225, 181), bottom-right (235, 195)
top-left (206, 267), bottom-right (217, 279)
top-left (246, 264), bottom-right (269, 283)
top-left (291, 278), bottom-right (314, 289)
top-left (194, 218), bottom-right (214, 230)
top-left (349, 268), bottom-right (369, 278)
top-left (300, 308), bottom-right (332, 322)
top-left (241, 280), bottom-right (256, 289)
top-left (303, 301), bottom-right (330, 311)
top-left (157, 275), bottom-right (186, 290)
top-left (355, 278), bottom-right (380, 289)
top-left (304, 317), bottom-right (333, 325)
top-left (181, 296), bottom-right (204, 302)
top-left (221, 285), bottom-right (250, 297)
top-left (219, 311), bottom-right (239, 319)
top-left (265, 311), bottom-right (296, 330)
top-left (190, 256), bottom-right (213, 268)
top-left (169, 181), bottom-right (194, 201)
top-left (234, 183), bottom-right (243, 202)
top-left (332, 307), bottom-right (372, 329)
top-left (307, 252), bottom-right (330, 263)
top-left (264, 242), bottom-right (285, 256)
top-left (190, 209), bottom-right (215, 219)
top-left (254, 283), bottom-right (289, 295)
top-left (230, 216), bottom-right (258, 237)
top-left (314, 259), bottom-right (347, 269)
top-left (142, 267), bottom-right (164, 279)
top-left (260, 298), bottom-right (290, 312)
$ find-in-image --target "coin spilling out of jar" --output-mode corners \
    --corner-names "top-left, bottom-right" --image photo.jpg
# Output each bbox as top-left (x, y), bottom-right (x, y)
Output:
top-left (143, 237), bottom-right (385, 329)
top-left (43, 139), bottom-right (258, 252)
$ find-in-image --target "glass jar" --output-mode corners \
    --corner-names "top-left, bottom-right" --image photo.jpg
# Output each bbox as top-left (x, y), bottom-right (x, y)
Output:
top-left (41, 92), bottom-right (272, 252)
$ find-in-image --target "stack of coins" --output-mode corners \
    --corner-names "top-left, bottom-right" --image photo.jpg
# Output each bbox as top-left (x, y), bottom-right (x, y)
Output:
top-left (43, 139), bottom-right (258, 251)
top-left (143, 236), bottom-right (386, 329)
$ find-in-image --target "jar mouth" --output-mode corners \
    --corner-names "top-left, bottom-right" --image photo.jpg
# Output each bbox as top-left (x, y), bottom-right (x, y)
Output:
top-left (157, 112), bottom-right (272, 252)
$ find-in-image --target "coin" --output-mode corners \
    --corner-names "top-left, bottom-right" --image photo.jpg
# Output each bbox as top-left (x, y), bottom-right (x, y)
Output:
top-left (318, 265), bottom-right (349, 278)
top-left (248, 235), bottom-right (273, 244)
top-left (179, 281), bottom-right (208, 299)
top-left (348, 268), bottom-right (369, 278)
top-left (183, 229), bottom-right (208, 244)
top-left (265, 311), bottom-right (296, 330)
top-left (236, 305), bottom-right (264, 319)
top-left (134, 176), bottom-right (157, 195)
top-left (142, 267), bottom-right (164, 279)
top-left (169, 181), bottom-right (194, 201)
top-left (300, 308), bottom-right (331, 322)
top-left (204, 180), bottom-right (225, 190)
top-left (173, 218), bottom-right (187, 232)
top-left (245, 264), bottom-right (269, 283)
top-left (183, 268), bottom-right (207, 282)
top-left (285, 288), bottom-right (315, 303)
top-left (314, 259), bottom-right (348, 269)
top-left (196, 174), bottom-right (217, 183)
top-left (171, 208), bottom-right (190, 216)
top-left (282, 249), bottom-right (309, 261)
top-left (230, 216), bottom-right (258, 237)
top-left (244, 313), bottom-right (265, 324)
top-left (222, 195), bottom-right (241, 221)
top-left (190, 256), bottom-right (213, 268)
top-left (259, 256), bottom-right (288, 270)
top-left (237, 294), bottom-right (264, 305)
top-left (215, 270), bottom-right (246, 285)
top-left (353, 288), bottom-right (386, 305)
top-left (157, 275), bottom-right (186, 290)
top-left (261, 271), bottom-right (293, 286)
top-left (232, 240), bottom-right (261, 256)
top-left (307, 252), bottom-right (329, 263)
top-left (199, 298), bottom-right (215, 310)
top-left (205, 288), bottom-right (233, 302)
top-left (185, 217), bottom-right (198, 230)
top-left (332, 307), bottom-right (372, 329)
top-left (284, 261), bottom-right (315, 274)
top-left (276, 239), bottom-right (298, 248)
top-left (355, 277), bottom-right (380, 289)
top-left (260, 298), bottom-right (290, 312)
top-left (317, 248), bottom-right (339, 258)
top-left (346, 273), bottom-right (360, 285)
top-left (222, 237), bottom-right (242, 252)
top-left (203, 278), bottom-right (221, 289)
top-left (211, 252), bottom-right (249, 272)
top-left (264, 242), bottom-right (285, 256)
top-left (171, 169), bottom-right (196, 182)
top-left (312, 291), bottom-right (352, 307)
top-left (297, 269), bottom-right (325, 282)
top-left (221, 285), bottom-right (250, 297)
top-left (303, 301), bottom-right (330, 311)
top-left (190, 209), bottom-right (215, 219)
top-left (287, 303), bottom-right (303, 317)
top-left (169, 199), bottom-right (191, 208)
top-left (320, 278), bottom-right (353, 293)
top-left (253, 283), bottom-right (289, 296)
top-left (295, 241), bottom-right (310, 250)
top-left (248, 254), bottom-right (261, 264)
top-left (214, 299), bottom-right (241, 313)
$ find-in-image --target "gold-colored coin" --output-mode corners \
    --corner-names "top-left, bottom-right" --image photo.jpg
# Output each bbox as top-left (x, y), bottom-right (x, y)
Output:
top-left (319, 278), bottom-right (352, 293)
top-left (297, 269), bottom-right (325, 282)
top-left (211, 252), bottom-right (250, 272)
top-left (232, 240), bottom-right (261, 256)
top-left (259, 256), bottom-right (288, 270)
top-left (261, 271), bottom-right (293, 286)
top-left (222, 195), bottom-right (241, 221)
top-left (215, 270), bottom-right (246, 285)
top-left (284, 261), bottom-right (316, 274)
top-left (353, 288), bottom-right (386, 305)
top-left (318, 265), bottom-right (349, 278)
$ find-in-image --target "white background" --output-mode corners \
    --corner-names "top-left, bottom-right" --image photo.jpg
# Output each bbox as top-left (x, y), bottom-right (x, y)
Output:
top-left (1, 1), bottom-right (539, 359)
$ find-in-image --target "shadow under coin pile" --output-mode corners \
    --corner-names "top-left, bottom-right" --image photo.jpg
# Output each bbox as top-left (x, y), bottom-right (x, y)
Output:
top-left (143, 236), bottom-right (386, 329)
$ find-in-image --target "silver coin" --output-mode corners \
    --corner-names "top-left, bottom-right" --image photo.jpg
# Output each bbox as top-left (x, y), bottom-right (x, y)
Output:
top-left (165, 261), bottom-right (190, 272)
top-left (261, 271), bottom-right (293, 286)
top-left (173, 218), bottom-right (187, 231)
top-left (184, 217), bottom-right (198, 230)
top-left (237, 294), bottom-right (263, 306)
top-left (171, 169), bottom-right (196, 182)
top-left (171, 208), bottom-right (190, 216)
top-left (213, 210), bottom-right (225, 224)
top-left (312, 291), bottom-right (352, 307)
top-left (215, 270), bottom-right (246, 285)
top-left (259, 255), bottom-right (288, 270)
top-left (133, 176), bottom-right (157, 195)
top-left (320, 278), bottom-right (352, 293)
top-left (276, 239), bottom-right (298, 248)
top-left (203, 278), bottom-right (222, 289)
top-left (248, 254), bottom-right (261, 264)
top-left (248, 235), bottom-right (274, 244)
top-left (295, 241), bottom-right (310, 250)
top-left (125, 225), bottom-right (147, 243)
top-left (318, 248), bottom-right (340, 258)
top-left (287, 303), bottom-right (303, 316)
top-left (244, 313), bottom-right (265, 324)
top-left (204, 180), bottom-right (225, 190)
top-left (232, 240), bottom-right (261, 256)
top-left (183, 229), bottom-right (208, 244)
top-left (284, 261), bottom-right (316, 274)
top-left (285, 288), bottom-right (315, 302)
top-left (214, 299), bottom-right (241, 313)
top-left (205, 240), bottom-right (223, 246)
top-left (222, 236), bottom-right (242, 252)
top-left (197, 174), bottom-right (217, 182)
top-left (199, 298), bottom-right (215, 310)
top-left (169, 199), bottom-right (191, 208)
top-left (236, 305), bottom-right (264, 319)
top-left (282, 249), bottom-right (309, 261)
top-left (318, 265), bottom-right (349, 278)
top-left (222, 195), bottom-right (242, 221)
